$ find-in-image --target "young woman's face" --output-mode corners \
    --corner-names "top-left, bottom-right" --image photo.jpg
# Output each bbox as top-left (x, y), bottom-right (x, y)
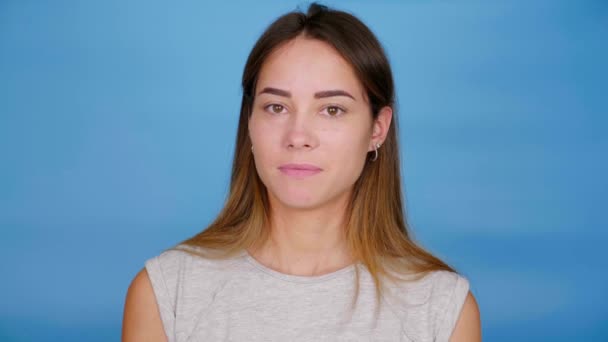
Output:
top-left (249, 36), bottom-right (385, 212)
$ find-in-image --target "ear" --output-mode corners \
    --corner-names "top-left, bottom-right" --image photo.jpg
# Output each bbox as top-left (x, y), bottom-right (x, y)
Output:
top-left (369, 106), bottom-right (393, 151)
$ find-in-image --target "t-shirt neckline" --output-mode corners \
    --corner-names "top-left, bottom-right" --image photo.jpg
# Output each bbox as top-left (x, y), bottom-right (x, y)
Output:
top-left (242, 251), bottom-right (358, 284)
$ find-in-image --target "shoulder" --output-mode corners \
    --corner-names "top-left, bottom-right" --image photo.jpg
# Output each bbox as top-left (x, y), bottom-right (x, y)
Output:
top-left (426, 270), bottom-right (478, 341)
top-left (145, 244), bottom-right (241, 281)
top-left (122, 268), bottom-right (168, 341)
top-left (144, 244), bottom-right (245, 301)
top-left (449, 290), bottom-right (481, 342)
top-left (385, 270), bottom-right (478, 342)
top-left (139, 244), bottom-right (246, 341)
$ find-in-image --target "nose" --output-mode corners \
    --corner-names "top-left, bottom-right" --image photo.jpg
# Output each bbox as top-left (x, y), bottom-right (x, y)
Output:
top-left (283, 111), bottom-right (318, 150)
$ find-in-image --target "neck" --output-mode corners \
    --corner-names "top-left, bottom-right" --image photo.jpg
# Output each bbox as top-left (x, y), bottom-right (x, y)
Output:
top-left (250, 196), bottom-right (354, 276)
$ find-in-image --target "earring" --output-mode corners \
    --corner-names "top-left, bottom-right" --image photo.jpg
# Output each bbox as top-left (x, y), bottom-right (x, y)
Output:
top-left (371, 143), bottom-right (381, 162)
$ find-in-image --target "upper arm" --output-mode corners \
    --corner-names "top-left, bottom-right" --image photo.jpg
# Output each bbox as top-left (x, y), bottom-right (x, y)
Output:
top-left (122, 268), bottom-right (168, 342)
top-left (449, 291), bottom-right (482, 342)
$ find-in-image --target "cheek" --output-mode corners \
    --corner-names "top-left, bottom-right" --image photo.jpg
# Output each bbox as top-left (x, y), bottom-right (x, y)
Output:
top-left (249, 116), bottom-right (276, 151)
top-left (249, 117), bottom-right (280, 175)
top-left (323, 128), bottom-right (369, 173)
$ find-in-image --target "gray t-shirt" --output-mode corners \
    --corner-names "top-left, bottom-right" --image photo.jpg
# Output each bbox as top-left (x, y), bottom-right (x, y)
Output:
top-left (144, 245), bottom-right (470, 342)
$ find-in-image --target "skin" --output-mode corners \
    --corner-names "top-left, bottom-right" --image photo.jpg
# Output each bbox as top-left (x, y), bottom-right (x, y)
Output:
top-left (122, 35), bottom-right (481, 342)
top-left (247, 35), bottom-right (392, 276)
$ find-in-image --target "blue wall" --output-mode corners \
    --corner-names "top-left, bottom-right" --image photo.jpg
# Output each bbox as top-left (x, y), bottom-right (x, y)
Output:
top-left (1, 0), bottom-right (606, 340)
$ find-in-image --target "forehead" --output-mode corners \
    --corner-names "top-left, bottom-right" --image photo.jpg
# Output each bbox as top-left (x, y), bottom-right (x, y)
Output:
top-left (256, 37), bottom-right (366, 100)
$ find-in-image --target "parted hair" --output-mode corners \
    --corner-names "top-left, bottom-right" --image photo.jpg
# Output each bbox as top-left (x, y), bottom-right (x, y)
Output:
top-left (172, 2), bottom-right (457, 307)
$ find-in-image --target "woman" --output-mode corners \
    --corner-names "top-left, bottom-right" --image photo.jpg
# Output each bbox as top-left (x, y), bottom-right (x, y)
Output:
top-left (123, 3), bottom-right (481, 341)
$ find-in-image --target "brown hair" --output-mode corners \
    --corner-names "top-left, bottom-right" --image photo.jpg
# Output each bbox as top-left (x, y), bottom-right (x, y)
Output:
top-left (172, 2), bottom-right (456, 306)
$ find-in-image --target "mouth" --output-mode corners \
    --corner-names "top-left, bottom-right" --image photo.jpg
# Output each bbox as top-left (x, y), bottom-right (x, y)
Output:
top-left (278, 163), bottom-right (323, 178)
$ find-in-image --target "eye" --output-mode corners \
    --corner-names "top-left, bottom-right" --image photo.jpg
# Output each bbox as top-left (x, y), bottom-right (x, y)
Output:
top-left (322, 105), bottom-right (346, 118)
top-left (264, 103), bottom-right (287, 115)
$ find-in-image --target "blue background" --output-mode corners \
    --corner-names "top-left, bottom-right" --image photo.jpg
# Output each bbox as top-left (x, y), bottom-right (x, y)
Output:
top-left (1, 0), bottom-right (606, 340)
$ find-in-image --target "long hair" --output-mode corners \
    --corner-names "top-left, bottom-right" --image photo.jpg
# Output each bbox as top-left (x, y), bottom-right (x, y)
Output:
top-left (172, 2), bottom-right (456, 306)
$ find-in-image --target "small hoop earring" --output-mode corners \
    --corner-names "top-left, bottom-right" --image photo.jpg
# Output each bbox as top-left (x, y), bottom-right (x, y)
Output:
top-left (371, 143), bottom-right (381, 162)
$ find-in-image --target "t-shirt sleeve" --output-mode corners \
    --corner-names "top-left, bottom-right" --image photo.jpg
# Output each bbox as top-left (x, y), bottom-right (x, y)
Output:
top-left (433, 271), bottom-right (471, 341)
top-left (144, 249), bottom-right (184, 342)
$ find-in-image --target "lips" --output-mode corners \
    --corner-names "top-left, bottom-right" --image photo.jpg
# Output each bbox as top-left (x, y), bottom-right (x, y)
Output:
top-left (278, 163), bottom-right (322, 178)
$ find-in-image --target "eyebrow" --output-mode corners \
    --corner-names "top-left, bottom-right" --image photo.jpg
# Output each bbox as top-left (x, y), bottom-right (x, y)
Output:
top-left (257, 87), bottom-right (356, 100)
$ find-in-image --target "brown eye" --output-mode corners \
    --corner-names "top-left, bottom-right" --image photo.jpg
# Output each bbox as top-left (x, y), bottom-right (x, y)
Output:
top-left (323, 105), bottom-right (345, 118)
top-left (271, 104), bottom-right (284, 114)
